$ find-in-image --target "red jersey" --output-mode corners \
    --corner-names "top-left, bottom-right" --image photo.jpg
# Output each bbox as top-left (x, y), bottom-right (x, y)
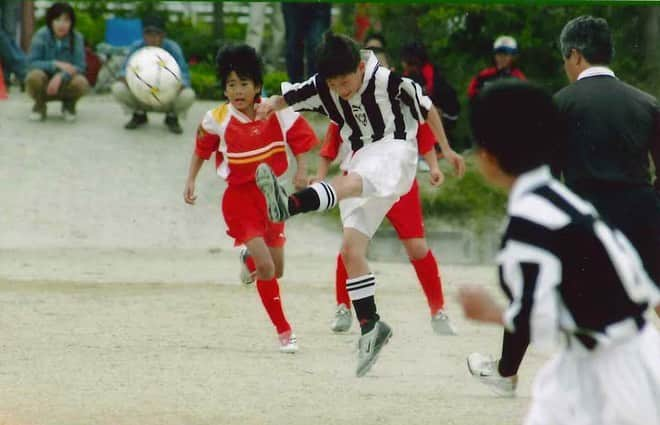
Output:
top-left (467, 66), bottom-right (526, 99)
top-left (320, 121), bottom-right (436, 166)
top-left (195, 102), bottom-right (318, 185)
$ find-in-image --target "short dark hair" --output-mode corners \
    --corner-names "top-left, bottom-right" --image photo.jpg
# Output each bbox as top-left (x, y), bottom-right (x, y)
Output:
top-left (46, 2), bottom-right (76, 49)
top-left (364, 33), bottom-right (386, 49)
top-left (559, 15), bottom-right (613, 64)
top-left (316, 32), bottom-right (361, 80)
top-left (469, 80), bottom-right (563, 176)
top-left (215, 44), bottom-right (263, 89)
top-left (400, 41), bottom-right (428, 67)
top-left (142, 14), bottom-right (166, 34)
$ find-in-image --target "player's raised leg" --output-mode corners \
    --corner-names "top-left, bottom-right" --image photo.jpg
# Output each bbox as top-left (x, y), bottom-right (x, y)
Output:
top-left (256, 163), bottom-right (361, 222)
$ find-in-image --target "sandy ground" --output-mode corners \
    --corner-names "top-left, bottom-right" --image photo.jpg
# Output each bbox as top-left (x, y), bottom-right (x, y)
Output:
top-left (0, 92), bottom-right (656, 425)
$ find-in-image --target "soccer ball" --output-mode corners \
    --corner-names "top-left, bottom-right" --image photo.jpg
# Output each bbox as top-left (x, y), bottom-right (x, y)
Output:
top-left (126, 46), bottom-right (182, 107)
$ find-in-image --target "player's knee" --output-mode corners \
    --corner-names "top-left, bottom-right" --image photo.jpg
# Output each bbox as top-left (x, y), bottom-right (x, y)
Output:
top-left (274, 264), bottom-right (284, 279)
top-left (404, 239), bottom-right (429, 260)
top-left (255, 260), bottom-right (275, 280)
top-left (340, 243), bottom-right (364, 267)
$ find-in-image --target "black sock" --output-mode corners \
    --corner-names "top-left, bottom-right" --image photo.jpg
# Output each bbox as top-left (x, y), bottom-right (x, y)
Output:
top-left (288, 182), bottom-right (337, 215)
top-left (353, 297), bottom-right (379, 334)
top-left (498, 330), bottom-right (529, 377)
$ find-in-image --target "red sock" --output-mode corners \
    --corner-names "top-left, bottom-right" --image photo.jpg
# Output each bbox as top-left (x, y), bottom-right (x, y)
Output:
top-left (411, 250), bottom-right (444, 315)
top-left (246, 255), bottom-right (256, 273)
top-left (335, 254), bottom-right (350, 308)
top-left (256, 278), bottom-right (291, 335)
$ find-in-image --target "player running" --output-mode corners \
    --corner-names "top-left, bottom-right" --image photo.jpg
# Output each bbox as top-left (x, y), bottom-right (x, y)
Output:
top-left (183, 45), bottom-right (317, 353)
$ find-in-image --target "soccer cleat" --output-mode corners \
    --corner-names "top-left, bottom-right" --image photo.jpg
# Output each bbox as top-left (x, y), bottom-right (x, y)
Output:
top-left (466, 352), bottom-right (517, 397)
top-left (278, 331), bottom-right (298, 354)
top-left (356, 320), bottom-right (392, 377)
top-left (255, 163), bottom-right (290, 222)
top-left (431, 310), bottom-right (458, 335)
top-left (238, 246), bottom-right (254, 285)
top-left (331, 303), bottom-right (353, 333)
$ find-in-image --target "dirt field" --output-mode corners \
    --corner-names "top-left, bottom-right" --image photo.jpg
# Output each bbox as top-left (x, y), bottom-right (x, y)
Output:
top-left (0, 92), bottom-right (655, 425)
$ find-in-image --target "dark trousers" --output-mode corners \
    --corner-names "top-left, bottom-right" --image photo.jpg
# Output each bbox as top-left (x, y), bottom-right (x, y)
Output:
top-left (281, 2), bottom-right (331, 82)
top-left (574, 183), bottom-right (660, 286)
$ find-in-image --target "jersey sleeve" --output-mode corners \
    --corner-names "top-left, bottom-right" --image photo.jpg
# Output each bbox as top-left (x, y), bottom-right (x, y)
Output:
top-left (281, 75), bottom-right (326, 114)
top-left (398, 76), bottom-right (433, 123)
top-left (194, 110), bottom-right (221, 160)
top-left (282, 113), bottom-right (319, 156)
top-left (498, 228), bottom-right (562, 352)
top-left (320, 121), bottom-right (342, 160)
top-left (416, 122), bottom-right (436, 155)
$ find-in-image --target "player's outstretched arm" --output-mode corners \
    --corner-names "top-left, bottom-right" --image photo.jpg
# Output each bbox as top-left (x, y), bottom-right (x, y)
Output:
top-left (293, 153), bottom-right (309, 191)
top-left (183, 152), bottom-right (205, 205)
top-left (309, 156), bottom-right (332, 185)
top-left (427, 105), bottom-right (466, 178)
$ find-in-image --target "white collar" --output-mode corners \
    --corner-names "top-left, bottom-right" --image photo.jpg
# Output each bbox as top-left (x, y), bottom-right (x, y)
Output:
top-left (228, 99), bottom-right (261, 123)
top-left (577, 66), bottom-right (615, 81)
top-left (508, 165), bottom-right (553, 213)
top-left (355, 49), bottom-right (379, 97)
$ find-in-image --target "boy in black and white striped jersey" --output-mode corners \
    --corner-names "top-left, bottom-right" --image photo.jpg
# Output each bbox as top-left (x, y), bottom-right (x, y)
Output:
top-left (459, 80), bottom-right (660, 425)
top-left (255, 32), bottom-right (465, 377)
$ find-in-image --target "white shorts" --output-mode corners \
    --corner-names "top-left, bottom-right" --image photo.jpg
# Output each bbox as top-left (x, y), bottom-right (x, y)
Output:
top-left (524, 324), bottom-right (660, 425)
top-left (339, 139), bottom-right (417, 238)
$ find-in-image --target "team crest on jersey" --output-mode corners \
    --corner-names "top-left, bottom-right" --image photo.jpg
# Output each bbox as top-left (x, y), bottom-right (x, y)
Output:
top-left (352, 105), bottom-right (368, 127)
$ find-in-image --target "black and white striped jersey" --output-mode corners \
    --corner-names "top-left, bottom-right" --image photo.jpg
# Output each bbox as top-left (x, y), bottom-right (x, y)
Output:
top-left (498, 166), bottom-right (660, 352)
top-left (281, 50), bottom-right (433, 152)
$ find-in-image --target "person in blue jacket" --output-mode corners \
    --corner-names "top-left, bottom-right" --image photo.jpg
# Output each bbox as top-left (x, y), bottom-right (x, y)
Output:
top-left (25, 2), bottom-right (88, 122)
top-left (111, 14), bottom-right (195, 134)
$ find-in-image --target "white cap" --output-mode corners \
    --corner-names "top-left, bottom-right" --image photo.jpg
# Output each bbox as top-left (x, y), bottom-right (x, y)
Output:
top-left (493, 36), bottom-right (518, 54)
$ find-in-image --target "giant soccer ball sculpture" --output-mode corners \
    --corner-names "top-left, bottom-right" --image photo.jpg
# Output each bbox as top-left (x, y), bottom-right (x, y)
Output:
top-left (126, 47), bottom-right (182, 107)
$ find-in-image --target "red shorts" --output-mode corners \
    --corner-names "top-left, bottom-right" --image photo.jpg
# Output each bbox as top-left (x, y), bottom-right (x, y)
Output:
top-left (385, 179), bottom-right (425, 239)
top-left (221, 182), bottom-right (286, 247)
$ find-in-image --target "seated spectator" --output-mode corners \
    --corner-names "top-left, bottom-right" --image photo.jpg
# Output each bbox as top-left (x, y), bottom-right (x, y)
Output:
top-left (467, 35), bottom-right (526, 100)
top-left (111, 15), bottom-right (195, 134)
top-left (25, 2), bottom-right (88, 121)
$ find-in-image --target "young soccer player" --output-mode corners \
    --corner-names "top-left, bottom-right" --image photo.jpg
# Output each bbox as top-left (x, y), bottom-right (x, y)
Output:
top-left (183, 45), bottom-right (318, 353)
top-left (254, 32), bottom-right (465, 376)
top-left (316, 121), bottom-right (456, 335)
top-left (459, 80), bottom-right (660, 425)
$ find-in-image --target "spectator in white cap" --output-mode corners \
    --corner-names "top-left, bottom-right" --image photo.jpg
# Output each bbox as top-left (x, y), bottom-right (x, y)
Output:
top-left (467, 35), bottom-right (526, 100)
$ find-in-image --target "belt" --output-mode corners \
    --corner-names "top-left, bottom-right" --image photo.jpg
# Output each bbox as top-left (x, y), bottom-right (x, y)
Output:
top-left (572, 315), bottom-right (645, 351)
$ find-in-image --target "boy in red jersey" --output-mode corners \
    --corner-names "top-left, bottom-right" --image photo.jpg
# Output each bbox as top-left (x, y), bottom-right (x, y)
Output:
top-left (315, 121), bottom-right (457, 336)
top-left (183, 45), bottom-right (318, 353)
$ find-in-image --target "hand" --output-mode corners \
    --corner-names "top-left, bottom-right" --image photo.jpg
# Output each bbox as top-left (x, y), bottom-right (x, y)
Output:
top-left (457, 284), bottom-right (503, 324)
top-left (255, 98), bottom-right (275, 121)
top-left (308, 174), bottom-right (325, 185)
top-left (55, 61), bottom-right (77, 75)
top-left (293, 170), bottom-right (308, 191)
top-left (183, 180), bottom-right (197, 205)
top-left (429, 167), bottom-right (444, 186)
top-left (46, 74), bottom-right (63, 96)
top-left (443, 149), bottom-right (466, 178)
